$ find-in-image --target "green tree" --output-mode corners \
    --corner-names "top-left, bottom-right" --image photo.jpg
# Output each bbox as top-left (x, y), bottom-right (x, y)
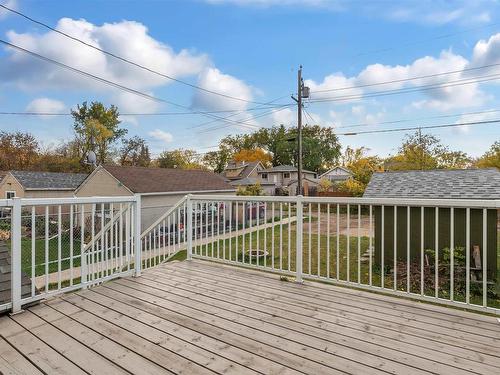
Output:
top-left (236, 183), bottom-right (264, 196)
top-left (218, 124), bottom-right (341, 173)
top-left (119, 136), bottom-right (151, 167)
top-left (475, 140), bottom-right (500, 169)
top-left (0, 131), bottom-right (39, 170)
top-left (342, 146), bottom-right (383, 186)
top-left (156, 149), bottom-right (204, 169)
top-left (202, 147), bottom-right (232, 173)
top-left (385, 131), bottom-right (470, 171)
top-left (71, 101), bottom-right (127, 164)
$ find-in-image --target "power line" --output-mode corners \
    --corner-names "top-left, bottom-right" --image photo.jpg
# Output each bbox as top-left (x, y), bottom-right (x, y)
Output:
top-left (338, 118), bottom-right (500, 136)
top-left (188, 94), bottom-right (290, 130)
top-left (0, 105), bottom-right (290, 117)
top-left (307, 73), bottom-right (500, 104)
top-left (0, 4), bottom-right (281, 107)
top-left (353, 21), bottom-right (500, 58)
top-left (197, 105), bottom-right (293, 133)
top-left (333, 108), bottom-right (500, 130)
top-left (0, 39), bottom-right (274, 130)
top-left (310, 62), bottom-right (500, 94)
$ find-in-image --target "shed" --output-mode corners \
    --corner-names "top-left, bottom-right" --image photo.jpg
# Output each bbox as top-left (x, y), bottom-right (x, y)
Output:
top-left (363, 169), bottom-right (500, 280)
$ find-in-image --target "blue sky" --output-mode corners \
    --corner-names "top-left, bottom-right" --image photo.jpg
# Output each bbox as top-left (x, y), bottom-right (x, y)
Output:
top-left (1, 0), bottom-right (500, 158)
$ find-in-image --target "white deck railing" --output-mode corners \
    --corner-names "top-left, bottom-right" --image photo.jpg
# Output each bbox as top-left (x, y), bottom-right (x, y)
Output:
top-left (2, 194), bottom-right (499, 316)
top-left (186, 195), bottom-right (500, 316)
top-left (2, 196), bottom-right (140, 313)
top-left (140, 196), bottom-right (188, 272)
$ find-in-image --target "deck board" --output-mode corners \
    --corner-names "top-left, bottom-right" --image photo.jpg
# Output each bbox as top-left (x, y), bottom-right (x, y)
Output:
top-left (0, 259), bottom-right (499, 375)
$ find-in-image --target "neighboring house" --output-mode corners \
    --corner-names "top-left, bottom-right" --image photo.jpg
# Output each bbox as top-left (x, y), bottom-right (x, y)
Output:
top-left (319, 166), bottom-right (353, 184)
top-left (0, 171), bottom-right (88, 215)
top-left (222, 160), bottom-right (275, 194)
top-left (229, 177), bottom-right (276, 195)
top-left (258, 165), bottom-right (318, 196)
top-left (75, 165), bottom-right (235, 230)
top-left (222, 161), bottom-right (265, 182)
top-left (364, 168), bottom-right (500, 279)
top-left (0, 170), bottom-right (88, 199)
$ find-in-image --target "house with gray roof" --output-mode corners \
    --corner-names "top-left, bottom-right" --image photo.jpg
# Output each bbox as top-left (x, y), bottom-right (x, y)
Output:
top-left (364, 168), bottom-right (500, 200)
top-left (364, 168), bottom-right (499, 281)
top-left (319, 166), bottom-right (353, 184)
top-left (0, 170), bottom-right (88, 216)
top-left (0, 170), bottom-right (88, 199)
top-left (222, 161), bottom-right (264, 182)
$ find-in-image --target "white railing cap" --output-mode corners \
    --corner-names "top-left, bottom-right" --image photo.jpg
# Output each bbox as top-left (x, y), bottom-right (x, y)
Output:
top-left (188, 194), bottom-right (500, 208)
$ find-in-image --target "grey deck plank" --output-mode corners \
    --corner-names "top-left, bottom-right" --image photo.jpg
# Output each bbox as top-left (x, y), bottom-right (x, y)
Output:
top-left (106, 278), bottom-right (419, 374)
top-left (142, 266), bottom-right (500, 374)
top-left (62, 291), bottom-right (298, 375)
top-left (0, 336), bottom-right (43, 375)
top-left (1, 259), bottom-right (500, 375)
top-left (178, 260), bottom-right (500, 332)
top-left (166, 262), bottom-right (500, 355)
top-left (172, 261), bottom-right (500, 345)
top-left (96, 283), bottom-right (340, 375)
top-left (49, 297), bottom-right (259, 375)
top-left (10, 309), bottom-right (127, 375)
top-left (0, 316), bottom-right (87, 375)
top-left (36, 299), bottom-right (211, 375)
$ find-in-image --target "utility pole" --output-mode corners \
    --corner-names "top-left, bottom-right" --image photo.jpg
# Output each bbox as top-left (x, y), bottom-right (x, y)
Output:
top-left (291, 65), bottom-right (309, 195)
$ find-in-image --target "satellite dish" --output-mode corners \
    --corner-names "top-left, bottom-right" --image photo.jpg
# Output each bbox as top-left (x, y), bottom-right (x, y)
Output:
top-left (83, 150), bottom-right (98, 168)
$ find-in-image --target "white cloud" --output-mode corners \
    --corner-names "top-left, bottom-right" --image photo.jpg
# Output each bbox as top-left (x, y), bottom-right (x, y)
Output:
top-left (470, 33), bottom-right (500, 72)
top-left (308, 47), bottom-right (491, 112)
top-left (26, 97), bottom-right (66, 113)
top-left (148, 129), bottom-right (173, 144)
top-left (305, 73), bottom-right (362, 102)
top-left (1, 18), bottom-right (209, 93)
top-left (0, 0), bottom-right (16, 20)
top-left (192, 67), bottom-right (253, 112)
top-left (272, 107), bottom-right (294, 126)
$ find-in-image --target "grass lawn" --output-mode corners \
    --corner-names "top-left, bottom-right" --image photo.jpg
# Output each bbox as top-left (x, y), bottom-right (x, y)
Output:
top-left (195, 223), bottom-right (381, 285)
top-left (15, 233), bottom-right (82, 277)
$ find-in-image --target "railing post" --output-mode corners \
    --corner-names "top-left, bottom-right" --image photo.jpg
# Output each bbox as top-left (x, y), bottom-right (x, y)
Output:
top-left (295, 195), bottom-right (303, 283)
top-left (11, 197), bottom-right (23, 314)
top-left (134, 194), bottom-right (142, 277)
top-left (186, 194), bottom-right (193, 260)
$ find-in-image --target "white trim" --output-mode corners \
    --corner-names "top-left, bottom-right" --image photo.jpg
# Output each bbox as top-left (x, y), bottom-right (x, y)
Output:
top-left (189, 194), bottom-right (500, 208)
top-left (18, 196), bottom-right (137, 206)
top-left (138, 189), bottom-right (235, 196)
top-left (25, 188), bottom-right (78, 191)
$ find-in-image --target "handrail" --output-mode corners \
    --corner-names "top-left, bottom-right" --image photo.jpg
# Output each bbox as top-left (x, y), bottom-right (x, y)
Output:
top-left (140, 196), bottom-right (188, 239)
top-left (189, 194), bottom-right (500, 208)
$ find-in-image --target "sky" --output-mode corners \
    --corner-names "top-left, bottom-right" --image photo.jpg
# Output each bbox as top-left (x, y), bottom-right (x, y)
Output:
top-left (1, 0), bottom-right (500, 158)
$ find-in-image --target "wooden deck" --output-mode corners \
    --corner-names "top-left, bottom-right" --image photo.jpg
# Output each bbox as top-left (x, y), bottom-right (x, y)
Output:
top-left (1, 260), bottom-right (500, 375)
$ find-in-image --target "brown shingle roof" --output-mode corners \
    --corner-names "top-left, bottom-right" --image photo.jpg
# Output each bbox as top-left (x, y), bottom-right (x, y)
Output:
top-left (103, 165), bottom-right (234, 194)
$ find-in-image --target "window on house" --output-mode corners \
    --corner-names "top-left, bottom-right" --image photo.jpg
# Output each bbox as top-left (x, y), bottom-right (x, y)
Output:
top-left (261, 173), bottom-right (268, 179)
top-left (5, 191), bottom-right (15, 199)
top-left (283, 172), bottom-right (290, 179)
